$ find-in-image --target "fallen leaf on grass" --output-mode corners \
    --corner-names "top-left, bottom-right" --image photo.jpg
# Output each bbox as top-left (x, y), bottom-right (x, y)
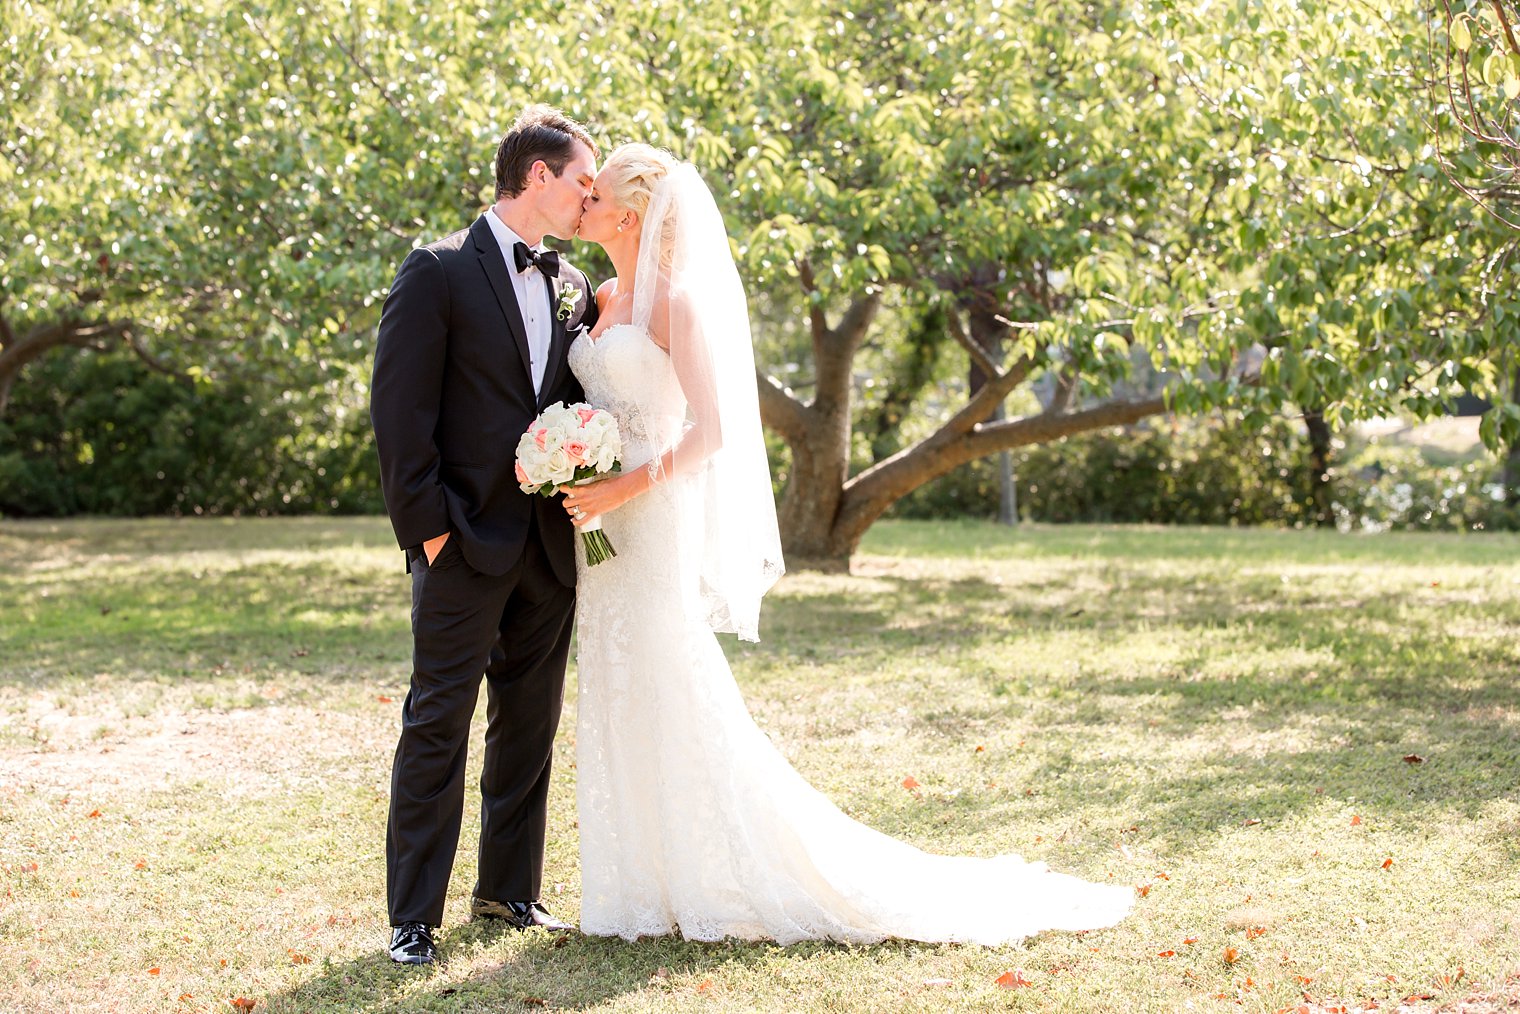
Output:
top-left (230, 1000), bottom-right (256, 1012)
top-left (1223, 947), bottom-right (1240, 964)
top-left (1157, 950), bottom-right (1176, 958)
top-left (1381, 857), bottom-right (1394, 870)
top-left (1295, 975), bottom-right (1314, 985)
top-left (1155, 871), bottom-right (1171, 880)
top-left (900, 776), bottom-right (920, 792)
top-left (1136, 884), bottom-right (1151, 897)
top-left (288, 952), bottom-right (310, 965)
top-left (1242, 818), bottom-right (1262, 827)
top-left (1245, 927), bottom-right (1267, 940)
top-left (1436, 968), bottom-right (1465, 986)
top-left (1402, 754), bottom-right (1424, 764)
top-left (134, 860), bottom-right (148, 870)
top-left (974, 745), bottom-right (985, 753)
top-left (1183, 937), bottom-right (1198, 945)
top-left (995, 969), bottom-right (1034, 989)
top-left (87, 809), bottom-right (101, 818)
top-left (376, 696), bottom-right (394, 704)
top-left (695, 979), bottom-right (715, 994)
top-left (1350, 815), bottom-right (1362, 826)
top-left (148, 967), bottom-right (160, 975)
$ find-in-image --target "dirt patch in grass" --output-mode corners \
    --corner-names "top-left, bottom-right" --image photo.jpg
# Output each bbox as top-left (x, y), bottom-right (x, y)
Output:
top-left (3, 701), bottom-right (393, 797)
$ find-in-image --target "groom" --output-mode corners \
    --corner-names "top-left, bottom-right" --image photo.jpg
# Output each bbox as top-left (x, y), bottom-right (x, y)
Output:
top-left (370, 106), bottom-right (600, 965)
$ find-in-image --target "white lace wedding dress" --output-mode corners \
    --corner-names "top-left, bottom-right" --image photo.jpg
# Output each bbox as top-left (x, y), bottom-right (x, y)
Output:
top-left (568, 323), bottom-right (1133, 944)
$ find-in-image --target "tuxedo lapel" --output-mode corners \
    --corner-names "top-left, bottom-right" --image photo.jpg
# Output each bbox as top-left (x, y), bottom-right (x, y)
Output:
top-left (538, 272), bottom-right (569, 410)
top-left (470, 216), bottom-right (534, 390)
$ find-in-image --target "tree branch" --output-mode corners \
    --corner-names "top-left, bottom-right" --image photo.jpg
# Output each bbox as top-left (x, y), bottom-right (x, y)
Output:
top-left (795, 259), bottom-right (828, 347)
top-left (755, 369), bottom-right (811, 446)
top-left (832, 290), bottom-right (882, 352)
top-left (945, 307), bottom-right (998, 378)
top-left (839, 389), bottom-right (1172, 543)
top-left (0, 318), bottom-right (128, 416)
top-left (813, 291), bottom-right (882, 420)
top-left (961, 391), bottom-right (1170, 459)
top-left (123, 327), bottom-right (183, 378)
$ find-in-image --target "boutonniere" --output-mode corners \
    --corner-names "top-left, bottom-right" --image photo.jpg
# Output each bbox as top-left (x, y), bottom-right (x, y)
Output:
top-left (555, 283), bottom-right (579, 321)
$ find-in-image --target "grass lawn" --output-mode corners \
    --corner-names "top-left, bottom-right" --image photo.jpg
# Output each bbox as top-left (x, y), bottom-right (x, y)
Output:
top-left (1, 517), bottom-right (1518, 1013)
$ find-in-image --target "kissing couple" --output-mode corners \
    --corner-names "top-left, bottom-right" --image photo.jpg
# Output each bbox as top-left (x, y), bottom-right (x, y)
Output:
top-left (369, 106), bottom-right (1132, 964)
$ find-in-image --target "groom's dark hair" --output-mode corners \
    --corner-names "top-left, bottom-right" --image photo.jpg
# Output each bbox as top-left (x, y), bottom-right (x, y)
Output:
top-left (494, 105), bottom-right (599, 200)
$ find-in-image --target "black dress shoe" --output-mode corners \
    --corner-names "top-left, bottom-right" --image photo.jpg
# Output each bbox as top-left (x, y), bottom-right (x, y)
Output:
top-left (470, 896), bottom-right (575, 933)
top-left (389, 922), bottom-right (438, 964)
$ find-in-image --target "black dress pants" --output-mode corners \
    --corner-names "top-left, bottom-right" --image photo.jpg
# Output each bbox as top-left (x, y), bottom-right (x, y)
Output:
top-left (385, 528), bottom-right (575, 927)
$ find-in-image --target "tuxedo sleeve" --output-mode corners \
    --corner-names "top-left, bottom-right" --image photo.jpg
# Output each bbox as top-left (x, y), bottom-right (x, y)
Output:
top-left (371, 247), bottom-right (451, 550)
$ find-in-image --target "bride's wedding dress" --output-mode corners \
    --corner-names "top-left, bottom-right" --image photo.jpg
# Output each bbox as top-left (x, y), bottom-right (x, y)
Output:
top-left (567, 322), bottom-right (1133, 944)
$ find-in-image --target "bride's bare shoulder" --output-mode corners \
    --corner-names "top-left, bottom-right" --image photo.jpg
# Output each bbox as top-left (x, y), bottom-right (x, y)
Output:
top-left (595, 278), bottom-right (619, 312)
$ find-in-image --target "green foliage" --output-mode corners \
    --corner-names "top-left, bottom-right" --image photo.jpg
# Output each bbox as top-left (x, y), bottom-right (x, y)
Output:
top-left (1341, 441), bottom-right (1520, 533)
top-left (0, 350), bottom-right (381, 516)
top-left (2, 0), bottom-right (1517, 526)
top-left (893, 417), bottom-right (1313, 525)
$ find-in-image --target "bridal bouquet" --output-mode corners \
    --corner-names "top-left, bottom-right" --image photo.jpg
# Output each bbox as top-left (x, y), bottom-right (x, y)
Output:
top-left (515, 402), bottom-right (623, 565)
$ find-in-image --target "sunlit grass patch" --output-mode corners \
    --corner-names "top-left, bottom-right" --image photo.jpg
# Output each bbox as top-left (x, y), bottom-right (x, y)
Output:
top-left (1, 517), bottom-right (1517, 1012)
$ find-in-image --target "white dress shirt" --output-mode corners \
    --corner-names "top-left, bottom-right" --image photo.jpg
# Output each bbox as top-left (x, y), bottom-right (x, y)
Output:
top-left (483, 209), bottom-right (554, 394)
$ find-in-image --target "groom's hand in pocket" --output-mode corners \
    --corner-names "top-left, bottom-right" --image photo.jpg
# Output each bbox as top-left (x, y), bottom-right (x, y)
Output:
top-left (423, 531), bottom-right (450, 565)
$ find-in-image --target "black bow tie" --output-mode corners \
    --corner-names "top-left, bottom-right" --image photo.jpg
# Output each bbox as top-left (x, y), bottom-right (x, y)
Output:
top-left (512, 241), bottom-right (559, 278)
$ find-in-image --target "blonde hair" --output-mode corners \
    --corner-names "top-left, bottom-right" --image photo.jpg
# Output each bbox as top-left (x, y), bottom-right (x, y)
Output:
top-left (600, 143), bottom-right (680, 224)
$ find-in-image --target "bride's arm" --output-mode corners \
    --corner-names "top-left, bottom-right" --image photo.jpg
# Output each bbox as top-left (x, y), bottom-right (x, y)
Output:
top-left (563, 291), bottom-right (721, 523)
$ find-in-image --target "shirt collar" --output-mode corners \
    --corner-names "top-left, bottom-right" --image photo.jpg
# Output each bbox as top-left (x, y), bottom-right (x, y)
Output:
top-left (484, 208), bottom-right (544, 272)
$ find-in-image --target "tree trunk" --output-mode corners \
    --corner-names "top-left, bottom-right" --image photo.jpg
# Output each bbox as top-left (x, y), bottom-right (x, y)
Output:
top-left (997, 444), bottom-right (1017, 526)
top-left (1506, 364), bottom-right (1520, 507)
top-left (965, 305), bottom-right (1017, 526)
top-left (752, 281), bottom-right (1174, 572)
top-left (1303, 408), bottom-right (1333, 526)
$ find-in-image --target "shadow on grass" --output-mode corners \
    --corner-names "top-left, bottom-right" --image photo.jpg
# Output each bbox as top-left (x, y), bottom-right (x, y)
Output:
top-left (261, 925), bottom-right (884, 1013)
top-left (758, 571), bottom-right (1520, 849)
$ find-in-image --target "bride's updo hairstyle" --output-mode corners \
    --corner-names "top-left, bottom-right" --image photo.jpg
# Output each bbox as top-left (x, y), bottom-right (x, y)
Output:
top-left (600, 142), bottom-right (679, 220)
top-left (601, 143), bottom-right (682, 256)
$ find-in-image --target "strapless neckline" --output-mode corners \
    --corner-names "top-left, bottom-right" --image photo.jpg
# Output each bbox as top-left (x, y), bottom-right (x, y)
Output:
top-left (586, 321), bottom-right (653, 347)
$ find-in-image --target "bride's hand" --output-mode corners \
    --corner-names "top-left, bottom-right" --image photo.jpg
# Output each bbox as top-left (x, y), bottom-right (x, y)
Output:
top-left (562, 473), bottom-right (640, 525)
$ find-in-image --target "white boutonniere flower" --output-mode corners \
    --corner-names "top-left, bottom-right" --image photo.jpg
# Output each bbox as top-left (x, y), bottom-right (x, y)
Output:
top-left (555, 283), bottom-right (579, 321)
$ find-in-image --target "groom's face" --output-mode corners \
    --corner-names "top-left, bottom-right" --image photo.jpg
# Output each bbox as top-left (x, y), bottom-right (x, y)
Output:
top-left (536, 141), bottom-right (598, 241)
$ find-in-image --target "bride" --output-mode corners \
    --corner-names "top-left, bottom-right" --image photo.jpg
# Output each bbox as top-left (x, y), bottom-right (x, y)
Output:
top-left (558, 143), bottom-right (1132, 944)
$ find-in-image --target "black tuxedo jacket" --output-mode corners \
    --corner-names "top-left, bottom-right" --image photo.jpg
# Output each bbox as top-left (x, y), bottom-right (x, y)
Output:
top-left (370, 214), bottom-right (598, 585)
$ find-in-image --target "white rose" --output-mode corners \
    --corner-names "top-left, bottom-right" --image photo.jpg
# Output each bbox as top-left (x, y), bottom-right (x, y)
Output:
top-left (544, 448), bottom-right (574, 486)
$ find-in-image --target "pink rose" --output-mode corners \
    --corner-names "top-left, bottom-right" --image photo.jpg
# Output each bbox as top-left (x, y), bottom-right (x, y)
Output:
top-left (515, 461), bottom-right (529, 483)
top-left (577, 407), bottom-right (597, 426)
top-left (563, 440), bottom-right (588, 465)
top-left (534, 427), bottom-right (548, 451)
